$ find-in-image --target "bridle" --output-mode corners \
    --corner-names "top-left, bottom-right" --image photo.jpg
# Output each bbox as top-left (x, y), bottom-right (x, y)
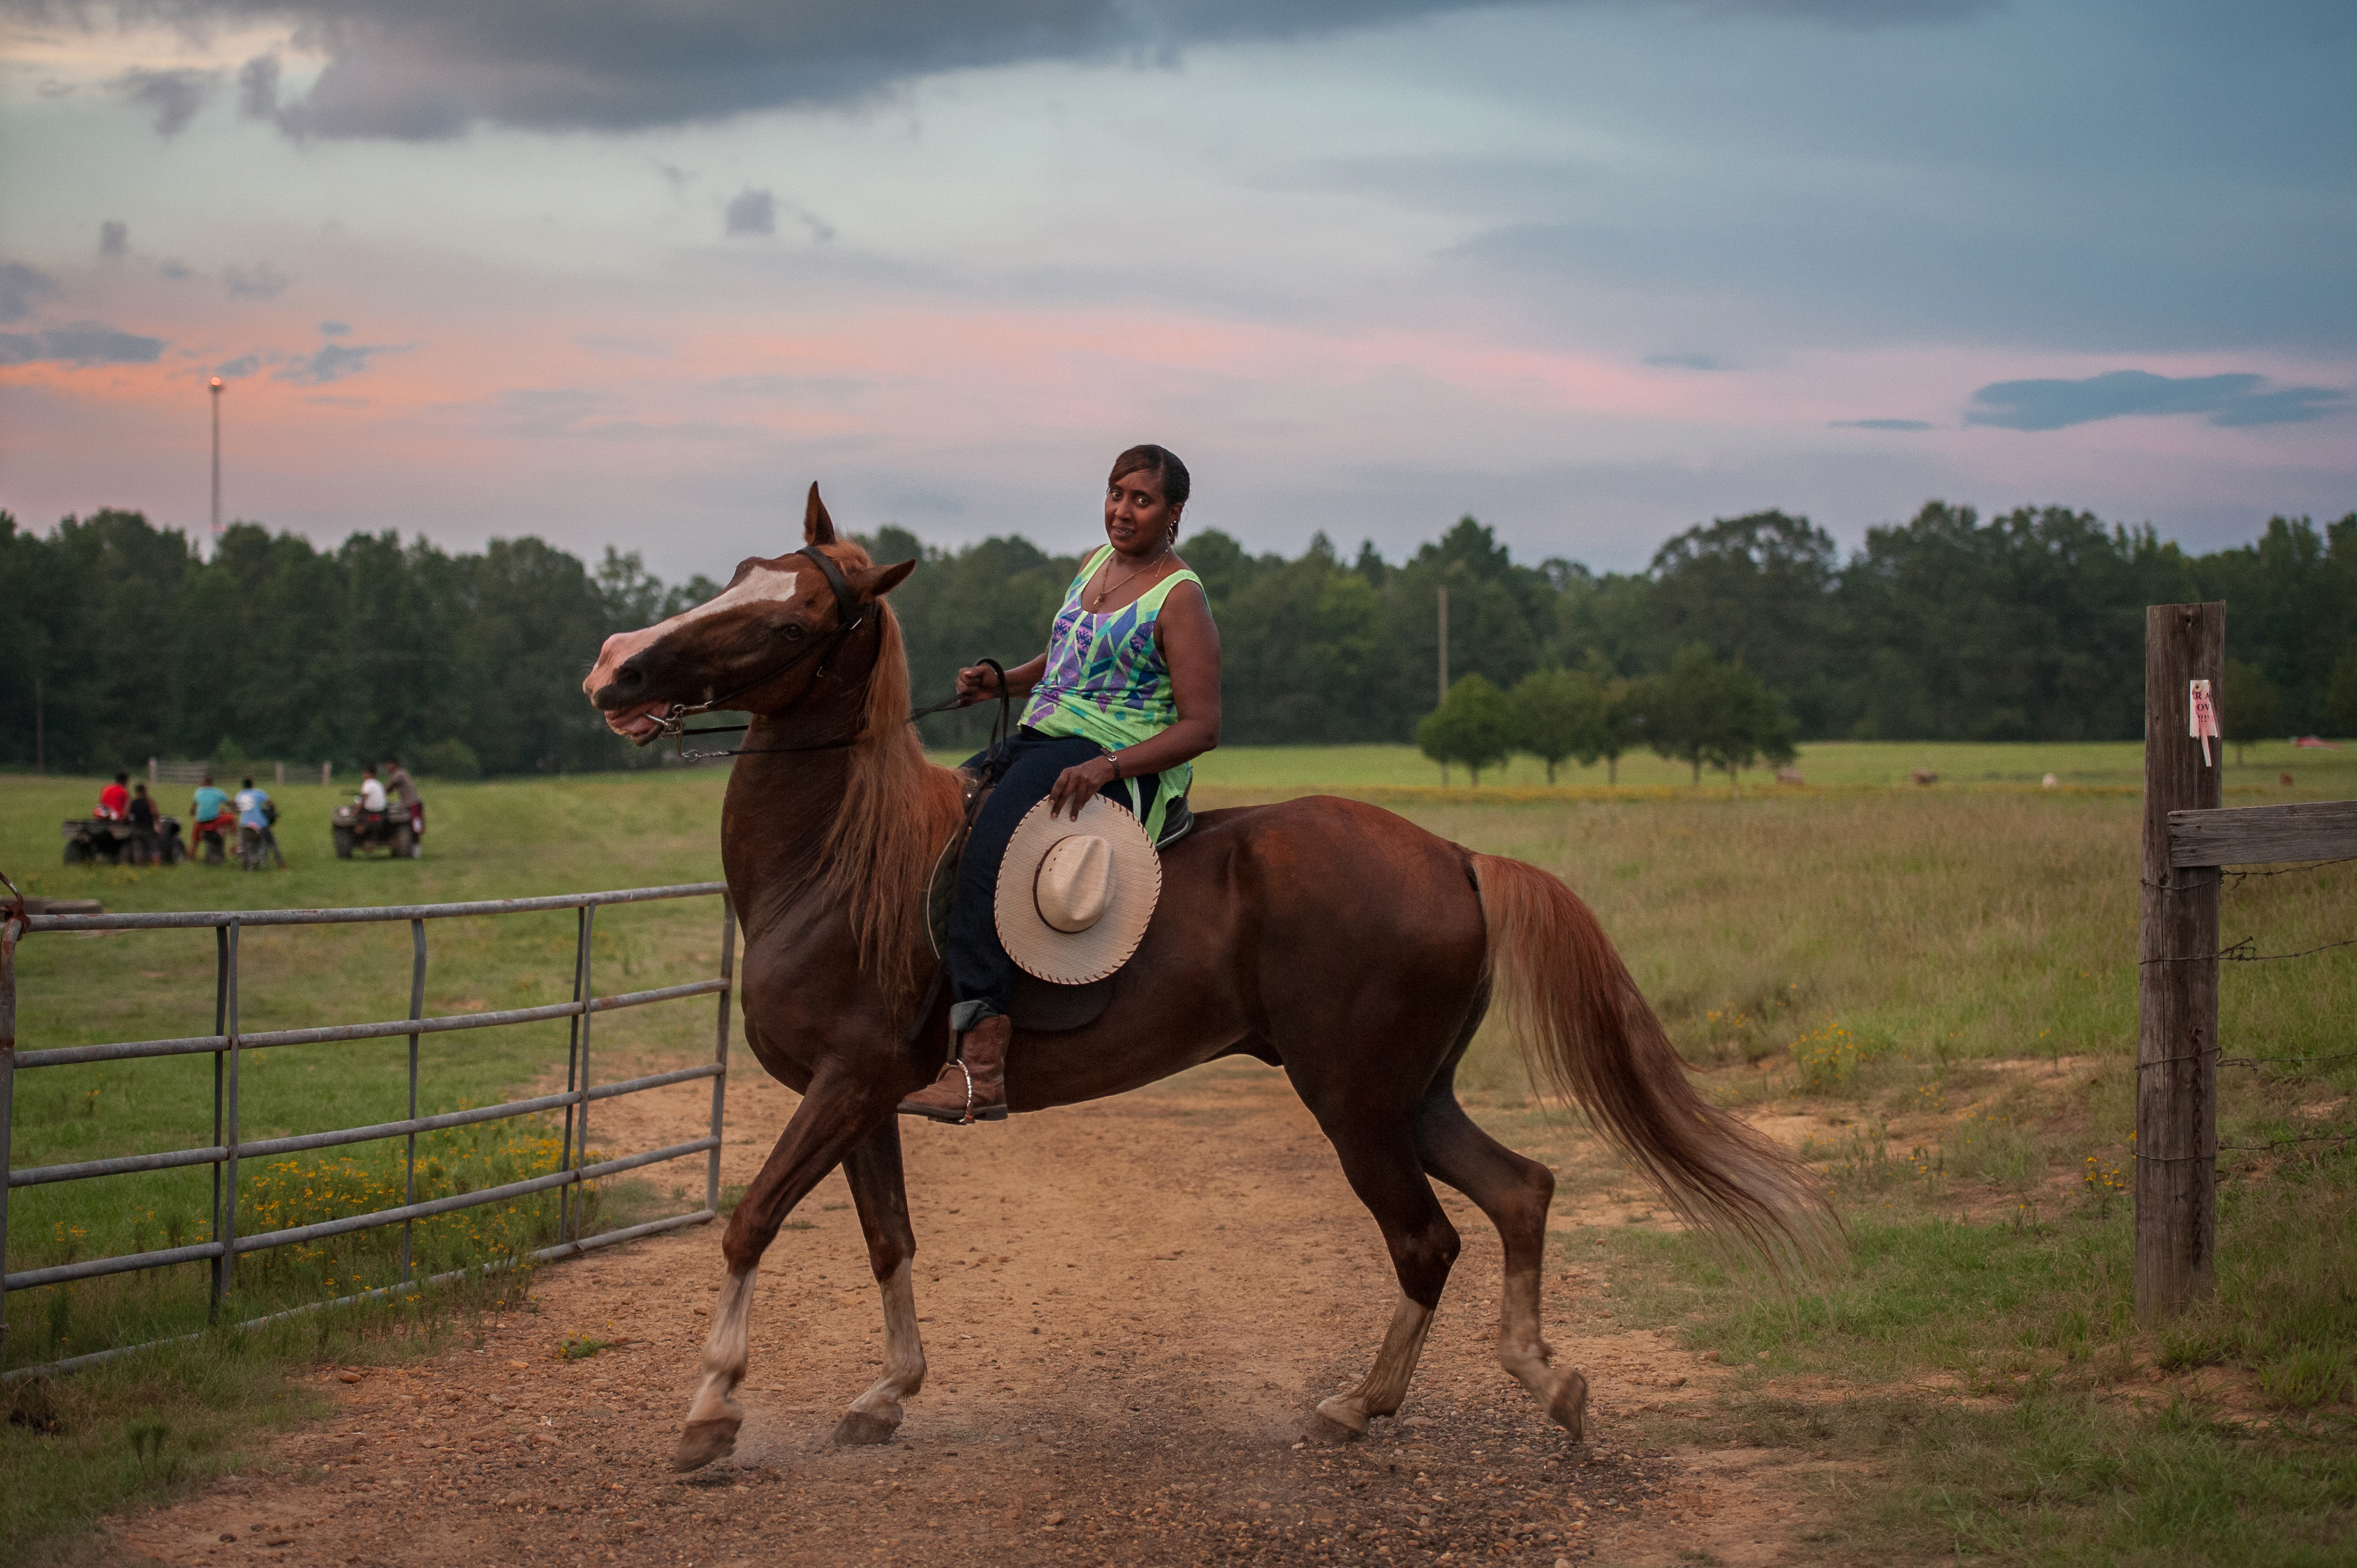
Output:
top-left (634, 545), bottom-right (1009, 764)
top-left (643, 545), bottom-right (872, 761)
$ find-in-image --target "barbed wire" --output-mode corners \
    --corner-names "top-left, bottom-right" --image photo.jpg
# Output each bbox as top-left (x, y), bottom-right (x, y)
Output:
top-left (2139, 934), bottom-right (2357, 966)
top-left (2142, 856), bottom-right (2357, 894)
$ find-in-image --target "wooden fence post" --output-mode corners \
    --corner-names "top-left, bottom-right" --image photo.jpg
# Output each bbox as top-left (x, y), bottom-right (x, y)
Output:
top-left (2136, 601), bottom-right (2224, 1321)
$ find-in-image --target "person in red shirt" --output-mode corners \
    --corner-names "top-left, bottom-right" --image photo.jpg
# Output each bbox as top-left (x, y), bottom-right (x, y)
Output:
top-left (97, 772), bottom-right (131, 821)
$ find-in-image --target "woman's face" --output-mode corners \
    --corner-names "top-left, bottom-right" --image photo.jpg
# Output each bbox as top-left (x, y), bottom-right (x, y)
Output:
top-left (1104, 466), bottom-right (1180, 557)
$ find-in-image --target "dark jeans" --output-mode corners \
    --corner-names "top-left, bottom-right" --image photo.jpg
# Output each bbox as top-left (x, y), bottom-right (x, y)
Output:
top-left (947, 729), bottom-right (1158, 1026)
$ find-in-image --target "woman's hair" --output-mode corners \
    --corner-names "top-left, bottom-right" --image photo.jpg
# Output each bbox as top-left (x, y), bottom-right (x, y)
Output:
top-left (1109, 444), bottom-right (1190, 509)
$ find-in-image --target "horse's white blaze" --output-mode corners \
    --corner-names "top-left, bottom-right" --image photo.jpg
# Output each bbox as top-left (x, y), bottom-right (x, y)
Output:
top-left (1318, 1290), bottom-right (1435, 1433)
top-left (684, 1264), bottom-right (759, 1431)
top-left (845, 1259), bottom-right (926, 1422)
top-left (670, 567), bottom-right (801, 630)
top-left (585, 568), bottom-right (801, 696)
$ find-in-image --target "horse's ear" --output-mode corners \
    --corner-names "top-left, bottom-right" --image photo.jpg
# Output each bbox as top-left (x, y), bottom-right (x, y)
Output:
top-left (803, 482), bottom-right (836, 546)
top-left (849, 558), bottom-right (917, 599)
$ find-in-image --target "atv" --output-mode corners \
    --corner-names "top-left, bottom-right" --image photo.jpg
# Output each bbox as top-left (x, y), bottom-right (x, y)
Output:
top-left (332, 802), bottom-right (415, 859)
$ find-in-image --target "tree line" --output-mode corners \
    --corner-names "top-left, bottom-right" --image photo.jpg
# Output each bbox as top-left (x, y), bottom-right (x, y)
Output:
top-left (3, 501), bottom-right (2352, 778)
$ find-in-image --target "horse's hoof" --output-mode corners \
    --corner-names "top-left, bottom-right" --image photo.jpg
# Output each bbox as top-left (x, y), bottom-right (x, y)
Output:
top-left (832, 1410), bottom-right (899, 1446)
top-left (673, 1416), bottom-right (742, 1473)
top-left (1312, 1395), bottom-right (1370, 1438)
top-left (1548, 1369), bottom-right (1590, 1442)
top-left (1305, 1401), bottom-right (1367, 1445)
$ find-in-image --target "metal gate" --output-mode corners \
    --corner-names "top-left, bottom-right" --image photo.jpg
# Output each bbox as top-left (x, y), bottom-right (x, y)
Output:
top-left (1, 882), bottom-right (734, 1378)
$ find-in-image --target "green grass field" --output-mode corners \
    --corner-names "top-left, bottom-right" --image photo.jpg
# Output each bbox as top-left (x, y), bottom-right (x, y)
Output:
top-left (921, 737), bottom-right (2356, 795)
top-left (1, 774), bottom-right (734, 1408)
top-left (6, 751), bottom-right (2356, 1564)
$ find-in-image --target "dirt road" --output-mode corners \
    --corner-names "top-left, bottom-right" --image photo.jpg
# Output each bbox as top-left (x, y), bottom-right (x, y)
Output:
top-left (104, 1059), bottom-right (1829, 1568)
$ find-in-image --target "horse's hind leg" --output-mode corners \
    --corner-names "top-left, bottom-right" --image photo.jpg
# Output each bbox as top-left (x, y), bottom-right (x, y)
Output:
top-left (1303, 1122), bottom-right (1462, 1441)
top-left (676, 1080), bottom-right (884, 1473)
top-left (832, 1117), bottom-right (928, 1445)
top-left (1414, 1089), bottom-right (1588, 1439)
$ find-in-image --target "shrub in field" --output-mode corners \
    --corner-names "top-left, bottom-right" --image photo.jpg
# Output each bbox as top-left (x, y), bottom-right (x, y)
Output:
top-left (417, 737), bottom-right (483, 780)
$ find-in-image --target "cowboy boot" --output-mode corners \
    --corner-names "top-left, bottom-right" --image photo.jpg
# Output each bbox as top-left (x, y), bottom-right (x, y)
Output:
top-left (898, 1013), bottom-right (1012, 1124)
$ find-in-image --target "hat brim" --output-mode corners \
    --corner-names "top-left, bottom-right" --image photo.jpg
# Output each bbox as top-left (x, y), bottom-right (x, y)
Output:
top-left (994, 795), bottom-right (1161, 985)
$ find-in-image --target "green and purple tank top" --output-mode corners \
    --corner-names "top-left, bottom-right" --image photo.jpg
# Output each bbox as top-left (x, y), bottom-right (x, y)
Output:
top-left (1019, 544), bottom-right (1205, 839)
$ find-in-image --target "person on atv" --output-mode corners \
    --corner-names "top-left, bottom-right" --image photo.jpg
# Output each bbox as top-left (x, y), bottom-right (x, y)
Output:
top-left (236, 776), bottom-right (286, 869)
top-left (383, 756), bottom-right (423, 858)
top-left (128, 781), bottom-right (160, 864)
top-left (358, 765), bottom-right (388, 817)
top-left (190, 774), bottom-right (237, 863)
top-left (96, 772), bottom-right (131, 821)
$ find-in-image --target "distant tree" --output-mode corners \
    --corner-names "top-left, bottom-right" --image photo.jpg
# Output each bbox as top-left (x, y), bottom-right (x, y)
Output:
top-left (1647, 644), bottom-right (1796, 787)
top-left (1418, 674), bottom-right (1517, 785)
top-left (2220, 659), bottom-right (2280, 765)
top-left (1591, 654), bottom-right (1648, 785)
top-left (2329, 641), bottom-right (2357, 739)
top-left (1509, 667), bottom-right (1601, 784)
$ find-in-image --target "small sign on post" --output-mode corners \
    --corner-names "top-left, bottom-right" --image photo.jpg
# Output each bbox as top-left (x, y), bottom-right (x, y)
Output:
top-left (2188, 679), bottom-right (2220, 767)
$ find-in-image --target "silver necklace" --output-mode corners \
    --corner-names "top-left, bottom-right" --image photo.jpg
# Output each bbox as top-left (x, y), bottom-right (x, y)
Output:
top-left (1088, 543), bottom-right (1170, 610)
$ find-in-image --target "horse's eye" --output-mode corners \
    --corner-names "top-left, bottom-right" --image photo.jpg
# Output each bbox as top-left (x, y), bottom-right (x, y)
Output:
top-left (783, 624), bottom-right (807, 640)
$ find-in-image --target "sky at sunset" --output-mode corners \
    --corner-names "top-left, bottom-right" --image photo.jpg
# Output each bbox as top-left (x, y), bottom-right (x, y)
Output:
top-left (1, 0), bottom-right (2351, 580)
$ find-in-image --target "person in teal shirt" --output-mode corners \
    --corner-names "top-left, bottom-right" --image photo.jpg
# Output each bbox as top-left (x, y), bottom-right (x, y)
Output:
top-left (190, 775), bottom-right (235, 862)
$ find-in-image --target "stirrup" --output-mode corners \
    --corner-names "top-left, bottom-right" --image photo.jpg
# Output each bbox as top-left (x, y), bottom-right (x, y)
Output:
top-left (898, 1058), bottom-right (1008, 1125)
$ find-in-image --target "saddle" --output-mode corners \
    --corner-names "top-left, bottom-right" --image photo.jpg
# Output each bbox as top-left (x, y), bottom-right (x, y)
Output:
top-left (921, 769), bottom-right (1192, 1034)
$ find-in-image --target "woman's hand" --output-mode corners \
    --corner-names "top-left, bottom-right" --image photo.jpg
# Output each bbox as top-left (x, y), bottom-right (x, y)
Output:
top-left (1047, 754), bottom-right (1121, 820)
top-left (953, 663), bottom-right (1003, 706)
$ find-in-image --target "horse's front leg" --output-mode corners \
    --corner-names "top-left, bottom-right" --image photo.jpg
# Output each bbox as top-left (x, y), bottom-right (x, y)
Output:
top-left (832, 1117), bottom-right (927, 1445)
top-left (676, 1074), bottom-right (888, 1472)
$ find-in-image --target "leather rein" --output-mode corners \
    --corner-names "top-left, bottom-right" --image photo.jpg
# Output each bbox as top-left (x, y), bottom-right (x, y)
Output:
top-left (641, 545), bottom-right (1007, 763)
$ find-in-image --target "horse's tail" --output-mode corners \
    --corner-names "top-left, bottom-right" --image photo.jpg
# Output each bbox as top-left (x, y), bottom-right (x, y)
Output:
top-left (1471, 854), bottom-right (1838, 1273)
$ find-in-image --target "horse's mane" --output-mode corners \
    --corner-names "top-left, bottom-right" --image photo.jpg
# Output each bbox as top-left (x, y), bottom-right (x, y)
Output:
top-left (816, 584), bottom-right (964, 1025)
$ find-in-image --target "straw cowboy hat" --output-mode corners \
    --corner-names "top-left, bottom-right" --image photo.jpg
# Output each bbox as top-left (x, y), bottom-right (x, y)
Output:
top-left (994, 795), bottom-right (1162, 985)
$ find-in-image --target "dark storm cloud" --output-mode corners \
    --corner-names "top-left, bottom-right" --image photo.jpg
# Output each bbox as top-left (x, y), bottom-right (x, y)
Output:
top-left (23, 0), bottom-right (1992, 139)
top-left (0, 324), bottom-right (169, 365)
top-left (114, 66), bottom-right (218, 135)
top-left (0, 261), bottom-right (57, 322)
top-left (1964, 370), bottom-right (2348, 432)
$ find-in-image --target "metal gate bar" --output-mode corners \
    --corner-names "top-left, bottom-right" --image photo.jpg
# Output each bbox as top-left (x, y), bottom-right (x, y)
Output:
top-left (1, 881), bottom-right (733, 1370)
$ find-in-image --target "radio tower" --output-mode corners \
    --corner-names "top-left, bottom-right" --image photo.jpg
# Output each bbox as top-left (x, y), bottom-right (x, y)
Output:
top-left (209, 375), bottom-right (224, 553)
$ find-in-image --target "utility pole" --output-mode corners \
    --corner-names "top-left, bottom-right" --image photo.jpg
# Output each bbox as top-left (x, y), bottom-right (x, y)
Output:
top-left (209, 376), bottom-right (224, 553)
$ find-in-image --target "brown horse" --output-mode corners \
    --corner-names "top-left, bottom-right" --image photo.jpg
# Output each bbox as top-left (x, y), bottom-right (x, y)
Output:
top-left (585, 487), bottom-right (1831, 1473)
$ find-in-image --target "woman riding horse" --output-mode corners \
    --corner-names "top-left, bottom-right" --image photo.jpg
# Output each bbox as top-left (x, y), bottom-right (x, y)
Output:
top-left (583, 480), bottom-right (1831, 1472)
top-left (900, 443), bottom-right (1222, 1124)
